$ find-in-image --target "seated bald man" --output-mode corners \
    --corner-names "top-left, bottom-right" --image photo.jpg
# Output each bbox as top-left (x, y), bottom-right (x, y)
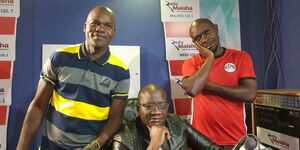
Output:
top-left (111, 84), bottom-right (222, 150)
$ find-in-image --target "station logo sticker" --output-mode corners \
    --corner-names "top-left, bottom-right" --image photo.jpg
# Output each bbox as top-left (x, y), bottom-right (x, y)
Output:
top-left (224, 63), bottom-right (236, 73)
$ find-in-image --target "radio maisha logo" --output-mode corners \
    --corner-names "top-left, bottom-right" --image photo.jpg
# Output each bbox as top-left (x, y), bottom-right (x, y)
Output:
top-left (0, 42), bottom-right (9, 49)
top-left (165, 1), bottom-right (192, 12)
top-left (267, 133), bottom-right (290, 148)
top-left (171, 40), bottom-right (194, 51)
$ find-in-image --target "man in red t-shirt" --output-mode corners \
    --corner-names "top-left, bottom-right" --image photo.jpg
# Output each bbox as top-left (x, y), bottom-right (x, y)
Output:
top-left (181, 18), bottom-right (257, 150)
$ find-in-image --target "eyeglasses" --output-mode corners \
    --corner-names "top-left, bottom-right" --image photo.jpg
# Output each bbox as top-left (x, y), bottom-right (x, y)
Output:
top-left (192, 29), bottom-right (216, 43)
top-left (138, 103), bottom-right (169, 111)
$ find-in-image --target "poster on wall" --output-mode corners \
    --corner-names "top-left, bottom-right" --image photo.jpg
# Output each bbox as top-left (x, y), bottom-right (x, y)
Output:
top-left (168, 60), bottom-right (189, 98)
top-left (0, 0), bottom-right (19, 147)
top-left (0, 17), bottom-right (17, 61)
top-left (0, 34), bottom-right (16, 61)
top-left (0, 0), bottom-right (20, 17)
top-left (42, 44), bottom-right (141, 99)
top-left (0, 61), bottom-right (13, 105)
top-left (168, 59), bottom-right (192, 119)
top-left (169, 76), bottom-right (189, 98)
top-left (164, 22), bottom-right (200, 60)
top-left (173, 98), bottom-right (192, 121)
top-left (160, 0), bottom-right (199, 22)
top-left (0, 105), bottom-right (9, 150)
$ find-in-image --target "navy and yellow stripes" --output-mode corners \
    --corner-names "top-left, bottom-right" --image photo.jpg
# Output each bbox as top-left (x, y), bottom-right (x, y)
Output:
top-left (45, 105), bottom-right (108, 135)
top-left (51, 90), bottom-right (110, 121)
top-left (40, 44), bottom-right (130, 149)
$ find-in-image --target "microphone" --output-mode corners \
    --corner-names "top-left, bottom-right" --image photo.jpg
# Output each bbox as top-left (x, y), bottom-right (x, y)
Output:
top-left (243, 136), bottom-right (258, 150)
top-left (232, 134), bottom-right (272, 150)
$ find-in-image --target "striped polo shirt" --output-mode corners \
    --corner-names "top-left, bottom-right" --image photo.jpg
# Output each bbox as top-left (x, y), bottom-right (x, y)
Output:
top-left (40, 44), bottom-right (130, 149)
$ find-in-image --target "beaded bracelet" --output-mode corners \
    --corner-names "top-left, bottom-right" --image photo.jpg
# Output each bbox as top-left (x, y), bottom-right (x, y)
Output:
top-left (84, 140), bottom-right (101, 150)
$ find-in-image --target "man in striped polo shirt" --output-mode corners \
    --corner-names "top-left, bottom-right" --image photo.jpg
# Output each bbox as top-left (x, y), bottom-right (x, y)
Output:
top-left (17, 6), bottom-right (130, 150)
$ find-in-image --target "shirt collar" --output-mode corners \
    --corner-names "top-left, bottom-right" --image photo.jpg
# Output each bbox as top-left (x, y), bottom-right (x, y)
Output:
top-left (79, 43), bottom-right (111, 65)
top-left (214, 47), bottom-right (226, 58)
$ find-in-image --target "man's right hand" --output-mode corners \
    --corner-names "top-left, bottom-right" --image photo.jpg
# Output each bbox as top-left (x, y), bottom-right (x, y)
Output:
top-left (193, 40), bottom-right (214, 58)
top-left (147, 125), bottom-right (171, 150)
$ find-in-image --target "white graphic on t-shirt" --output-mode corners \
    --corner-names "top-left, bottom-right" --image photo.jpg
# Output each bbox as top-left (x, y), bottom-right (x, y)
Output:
top-left (224, 63), bottom-right (236, 73)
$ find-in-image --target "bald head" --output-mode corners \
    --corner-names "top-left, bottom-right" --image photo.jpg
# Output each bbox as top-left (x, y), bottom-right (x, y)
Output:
top-left (138, 84), bottom-right (167, 104)
top-left (86, 6), bottom-right (116, 25)
top-left (190, 18), bottom-right (214, 30)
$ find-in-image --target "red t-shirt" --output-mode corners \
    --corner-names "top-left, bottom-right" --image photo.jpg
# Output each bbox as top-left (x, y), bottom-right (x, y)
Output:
top-left (182, 48), bottom-right (256, 145)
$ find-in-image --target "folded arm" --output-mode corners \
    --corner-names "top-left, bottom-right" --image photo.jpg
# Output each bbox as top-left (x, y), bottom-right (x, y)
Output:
top-left (204, 78), bottom-right (257, 102)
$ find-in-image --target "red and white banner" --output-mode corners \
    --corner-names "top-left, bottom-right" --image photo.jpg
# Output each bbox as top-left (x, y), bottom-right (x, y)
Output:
top-left (0, 0), bottom-right (19, 148)
top-left (168, 60), bottom-right (188, 98)
top-left (0, 61), bottom-right (13, 106)
top-left (0, 17), bottom-right (17, 60)
top-left (0, 0), bottom-right (20, 17)
top-left (160, 0), bottom-right (199, 22)
top-left (168, 59), bottom-right (192, 119)
top-left (164, 22), bottom-right (198, 60)
top-left (0, 105), bottom-right (9, 150)
top-left (161, 0), bottom-right (199, 118)
top-left (173, 98), bottom-right (192, 120)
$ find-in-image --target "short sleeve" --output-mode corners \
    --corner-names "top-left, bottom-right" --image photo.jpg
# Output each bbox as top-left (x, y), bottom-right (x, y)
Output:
top-left (111, 68), bottom-right (130, 100)
top-left (40, 52), bottom-right (58, 85)
top-left (239, 51), bottom-right (256, 79)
